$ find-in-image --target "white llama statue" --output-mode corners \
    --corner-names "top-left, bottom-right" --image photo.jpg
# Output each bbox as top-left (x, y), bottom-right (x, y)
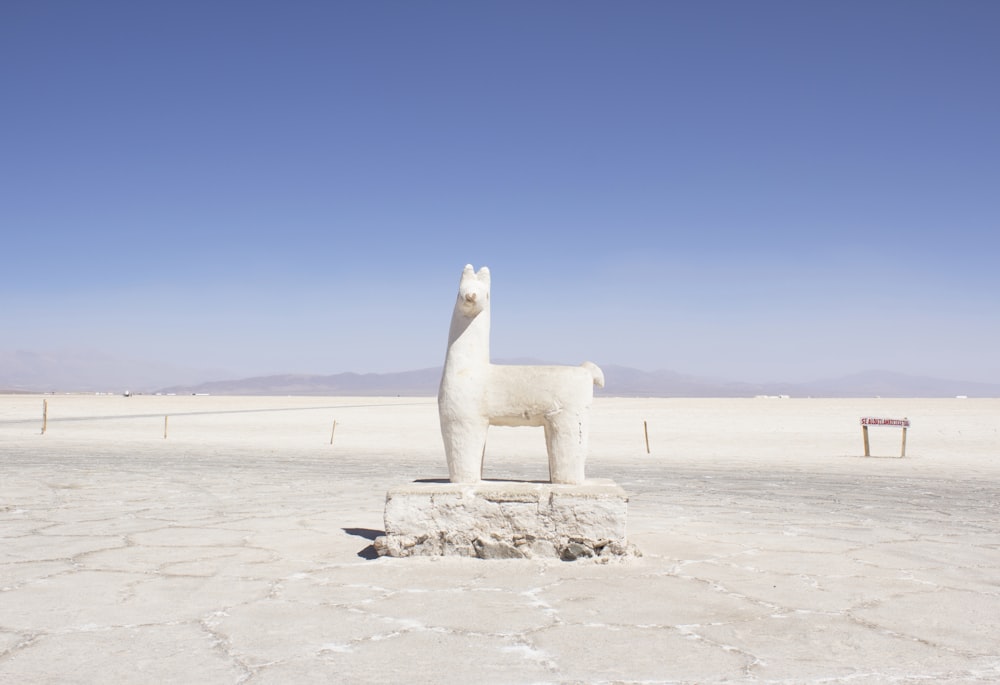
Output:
top-left (438, 264), bottom-right (605, 485)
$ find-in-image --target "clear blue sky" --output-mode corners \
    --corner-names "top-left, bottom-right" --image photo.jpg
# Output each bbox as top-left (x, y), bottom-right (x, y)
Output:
top-left (3, 1), bottom-right (998, 384)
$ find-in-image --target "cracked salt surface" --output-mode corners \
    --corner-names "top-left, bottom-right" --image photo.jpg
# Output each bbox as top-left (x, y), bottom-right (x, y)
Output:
top-left (2, 395), bottom-right (1000, 683)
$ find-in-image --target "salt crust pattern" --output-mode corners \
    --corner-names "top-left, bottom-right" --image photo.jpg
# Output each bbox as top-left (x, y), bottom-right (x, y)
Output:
top-left (2, 395), bottom-right (999, 683)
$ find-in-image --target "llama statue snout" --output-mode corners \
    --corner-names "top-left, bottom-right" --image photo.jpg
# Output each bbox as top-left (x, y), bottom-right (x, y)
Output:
top-left (438, 264), bottom-right (605, 485)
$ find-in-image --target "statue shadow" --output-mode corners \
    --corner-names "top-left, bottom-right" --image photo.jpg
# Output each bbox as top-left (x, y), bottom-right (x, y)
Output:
top-left (342, 527), bottom-right (383, 560)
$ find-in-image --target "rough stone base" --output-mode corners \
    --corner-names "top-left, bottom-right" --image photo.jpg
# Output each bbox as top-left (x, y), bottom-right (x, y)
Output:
top-left (373, 479), bottom-right (637, 561)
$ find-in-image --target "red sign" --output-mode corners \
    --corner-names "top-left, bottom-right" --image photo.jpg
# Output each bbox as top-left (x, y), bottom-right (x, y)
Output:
top-left (860, 417), bottom-right (910, 427)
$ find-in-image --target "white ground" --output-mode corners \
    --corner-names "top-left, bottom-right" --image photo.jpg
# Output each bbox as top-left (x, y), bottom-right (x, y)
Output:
top-left (2, 394), bottom-right (999, 684)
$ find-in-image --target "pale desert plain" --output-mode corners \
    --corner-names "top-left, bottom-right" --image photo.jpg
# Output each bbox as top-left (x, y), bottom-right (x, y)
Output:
top-left (1, 393), bottom-right (999, 684)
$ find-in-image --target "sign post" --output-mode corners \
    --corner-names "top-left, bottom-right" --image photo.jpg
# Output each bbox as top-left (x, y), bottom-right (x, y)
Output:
top-left (860, 417), bottom-right (910, 458)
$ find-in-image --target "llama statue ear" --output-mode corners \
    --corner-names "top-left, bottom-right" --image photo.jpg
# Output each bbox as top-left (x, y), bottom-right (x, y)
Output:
top-left (463, 264), bottom-right (475, 275)
top-left (477, 266), bottom-right (490, 284)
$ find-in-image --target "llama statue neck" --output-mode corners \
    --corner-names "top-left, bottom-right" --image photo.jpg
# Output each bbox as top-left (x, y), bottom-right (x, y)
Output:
top-left (444, 264), bottom-right (491, 371)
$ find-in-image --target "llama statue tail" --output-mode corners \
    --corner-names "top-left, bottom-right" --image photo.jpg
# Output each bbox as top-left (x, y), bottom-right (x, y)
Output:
top-left (581, 361), bottom-right (605, 389)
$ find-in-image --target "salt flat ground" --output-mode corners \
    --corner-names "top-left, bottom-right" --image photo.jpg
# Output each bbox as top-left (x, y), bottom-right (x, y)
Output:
top-left (1, 394), bottom-right (999, 684)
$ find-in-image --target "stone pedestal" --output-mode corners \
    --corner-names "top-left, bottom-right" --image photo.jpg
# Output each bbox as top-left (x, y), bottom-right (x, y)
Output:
top-left (373, 479), bottom-right (636, 560)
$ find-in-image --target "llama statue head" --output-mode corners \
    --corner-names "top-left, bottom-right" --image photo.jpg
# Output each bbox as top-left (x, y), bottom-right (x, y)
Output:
top-left (455, 264), bottom-right (490, 318)
top-left (446, 265), bottom-right (492, 351)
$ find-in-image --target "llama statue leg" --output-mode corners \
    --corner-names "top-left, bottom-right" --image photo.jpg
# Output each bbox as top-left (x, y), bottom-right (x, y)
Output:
top-left (544, 412), bottom-right (588, 485)
top-left (441, 417), bottom-right (489, 483)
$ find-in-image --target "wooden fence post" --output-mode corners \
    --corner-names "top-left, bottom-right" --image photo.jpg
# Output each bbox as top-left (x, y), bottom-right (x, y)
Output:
top-left (862, 424), bottom-right (870, 457)
top-left (643, 420), bottom-right (650, 454)
top-left (42, 399), bottom-right (48, 435)
top-left (330, 419), bottom-right (337, 446)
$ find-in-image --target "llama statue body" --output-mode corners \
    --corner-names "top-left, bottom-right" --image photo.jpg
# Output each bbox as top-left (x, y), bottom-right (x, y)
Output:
top-left (438, 265), bottom-right (605, 485)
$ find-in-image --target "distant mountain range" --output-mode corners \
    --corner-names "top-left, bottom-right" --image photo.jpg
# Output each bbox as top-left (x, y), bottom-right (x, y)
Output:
top-left (155, 365), bottom-right (1000, 398)
top-left (159, 368), bottom-right (443, 397)
top-left (3, 349), bottom-right (998, 398)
